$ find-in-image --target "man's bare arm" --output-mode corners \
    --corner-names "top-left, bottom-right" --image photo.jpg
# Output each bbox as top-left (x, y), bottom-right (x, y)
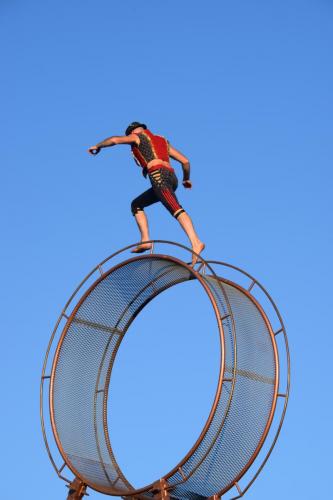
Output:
top-left (169, 144), bottom-right (192, 187)
top-left (88, 134), bottom-right (139, 155)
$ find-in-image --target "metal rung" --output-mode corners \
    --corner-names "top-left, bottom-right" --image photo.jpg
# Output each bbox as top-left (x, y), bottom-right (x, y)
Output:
top-left (111, 476), bottom-right (119, 487)
top-left (178, 466), bottom-right (186, 480)
top-left (221, 314), bottom-right (231, 321)
top-left (223, 378), bottom-right (233, 383)
top-left (96, 389), bottom-right (105, 394)
top-left (42, 375), bottom-right (51, 380)
top-left (278, 393), bottom-right (287, 398)
top-left (225, 364), bottom-right (275, 385)
top-left (274, 328), bottom-right (283, 336)
top-left (98, 264), bottom-right (104, 276)
top-left (71, 317), bottom-right (123, 336)
top-left (248, 280), bottom-right (256, 292)
top-left (234, 482), bottom-right (243, 496)
top-left (58, 462), bottom-right (66, 474)
top-left (196, 261), bottom-right (206, 274)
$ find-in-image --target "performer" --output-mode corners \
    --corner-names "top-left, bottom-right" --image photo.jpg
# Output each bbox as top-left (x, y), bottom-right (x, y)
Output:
top-left (88, 122), bottom-right (205, 264)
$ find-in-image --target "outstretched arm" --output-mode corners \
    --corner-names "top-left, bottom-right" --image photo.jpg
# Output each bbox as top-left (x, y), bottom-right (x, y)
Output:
top-left (88, 134), bottom-right (139, 155)
top-left (169, 144), bottom-right (192, 188)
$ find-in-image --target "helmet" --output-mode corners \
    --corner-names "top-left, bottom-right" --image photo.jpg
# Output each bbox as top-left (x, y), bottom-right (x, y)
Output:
top-left (125, 121), bottom-right (147, 135)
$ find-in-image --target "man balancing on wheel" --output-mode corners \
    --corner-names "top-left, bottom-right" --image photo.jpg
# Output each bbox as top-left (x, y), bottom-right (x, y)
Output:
top-left (88, 122), bottom-right (205, 264)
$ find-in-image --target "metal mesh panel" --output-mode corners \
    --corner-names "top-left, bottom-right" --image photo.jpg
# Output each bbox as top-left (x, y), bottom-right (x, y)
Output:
top-left (51, 256), bottom-right (277, 497)
top-left (51, 257), bottom-right (194, 493)
top-left (166, 278), bottom-right (234, 490)
top-left (167, 278), bottom-right (277, 498)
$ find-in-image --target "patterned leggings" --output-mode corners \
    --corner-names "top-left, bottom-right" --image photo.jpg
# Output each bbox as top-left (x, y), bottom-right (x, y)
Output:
top-left (131, 168), bottom-right (185, 218)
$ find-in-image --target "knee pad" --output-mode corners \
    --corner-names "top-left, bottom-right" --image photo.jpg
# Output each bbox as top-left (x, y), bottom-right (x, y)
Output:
top-left (131, 201), bottom-right (144, 216)
top-left (173, 208), bottom-right (185, 219)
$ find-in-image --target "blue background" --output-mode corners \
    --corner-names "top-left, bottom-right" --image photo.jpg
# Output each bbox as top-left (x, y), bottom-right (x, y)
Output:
top-left (1, 1), bottom-right (332, 499)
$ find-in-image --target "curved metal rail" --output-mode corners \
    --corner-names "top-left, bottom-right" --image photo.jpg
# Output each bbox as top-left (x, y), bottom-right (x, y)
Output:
top-left (203, 261), bottom-right (290, 499)
top-left (40, 241), bottom-right (289, 499)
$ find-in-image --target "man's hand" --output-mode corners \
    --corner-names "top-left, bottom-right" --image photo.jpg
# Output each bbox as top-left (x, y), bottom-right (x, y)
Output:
top-left (88, 146), bottom-right (101, 155)
top-left (183, 180), bottom-right (192, 189)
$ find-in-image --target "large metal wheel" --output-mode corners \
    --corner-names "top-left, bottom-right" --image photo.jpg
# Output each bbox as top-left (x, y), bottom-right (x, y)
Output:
top-left (41, 241), bottom-right (290, 499)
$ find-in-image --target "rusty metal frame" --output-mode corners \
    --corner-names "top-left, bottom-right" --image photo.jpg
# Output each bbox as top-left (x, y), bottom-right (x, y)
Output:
top-left (214, 277), bottom-right (279, 497)
top-left (41, 240), bottom-right (237, 497)
top-left (160, 272), bottom-right (280, 497)
top-left (93, 264), bottom-right (195, 491)
top-left (100, 254), bottom-right (237, 497)
top-left (41, 241), bottom-right (289, 499)
top-left (201, 261), bottom-right (290, 499)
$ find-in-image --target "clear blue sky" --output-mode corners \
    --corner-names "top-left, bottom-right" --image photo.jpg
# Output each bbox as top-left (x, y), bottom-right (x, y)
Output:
top-left (1, 1), bottom-right (332, 499)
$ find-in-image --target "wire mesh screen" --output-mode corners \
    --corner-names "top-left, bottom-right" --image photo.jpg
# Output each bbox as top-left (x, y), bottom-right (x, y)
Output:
top-left (50, 256), bottom-right (277, 498)
top-left (51, 257), bottom-right (198, 493)
top-left (166, 278), bottom-right (277, 498)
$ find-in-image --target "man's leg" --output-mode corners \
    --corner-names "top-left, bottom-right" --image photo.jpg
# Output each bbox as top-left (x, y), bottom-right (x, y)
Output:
top-left (131, 188), bottom-right (158, 253)
top-left (152, 171), bottom-right (205, 265)
top-left (132, 210), bottom-right (152, 252)
top-left (175, 211), bottom-right (205, 265)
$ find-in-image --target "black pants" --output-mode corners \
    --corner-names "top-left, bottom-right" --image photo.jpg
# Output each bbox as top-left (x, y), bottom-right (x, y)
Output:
top-left (131, 168), bottom-right (185, 218)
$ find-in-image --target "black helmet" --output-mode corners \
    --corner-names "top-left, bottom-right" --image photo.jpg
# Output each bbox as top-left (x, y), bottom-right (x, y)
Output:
top-left (125, 121), bottom-right (147, 135)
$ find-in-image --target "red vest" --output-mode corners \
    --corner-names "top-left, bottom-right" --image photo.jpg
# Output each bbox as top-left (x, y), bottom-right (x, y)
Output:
top-left (131, 129), bottom-right (170, 168)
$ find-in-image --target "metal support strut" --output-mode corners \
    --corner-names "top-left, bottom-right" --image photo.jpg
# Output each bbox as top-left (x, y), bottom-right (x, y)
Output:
top-left (66, 477), bottom-right (88, 500)
top-left (151, 479), bottom-right (171, 500)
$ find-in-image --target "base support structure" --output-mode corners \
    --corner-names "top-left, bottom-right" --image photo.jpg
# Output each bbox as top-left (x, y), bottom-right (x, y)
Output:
top-left (66, 477), bottom-right (88, 499)
top-left (151, 479), bottom-right (171, 500)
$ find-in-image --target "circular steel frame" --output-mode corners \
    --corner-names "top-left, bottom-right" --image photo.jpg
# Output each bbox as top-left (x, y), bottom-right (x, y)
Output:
top-left (50, 253), bottom-right (232, 497)
top-left (204, 261), bottom-right (290, 500)
top-left (40, 240), bottom-right (289, 499)
top-left (43, 242), bottom-right (237, 496)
